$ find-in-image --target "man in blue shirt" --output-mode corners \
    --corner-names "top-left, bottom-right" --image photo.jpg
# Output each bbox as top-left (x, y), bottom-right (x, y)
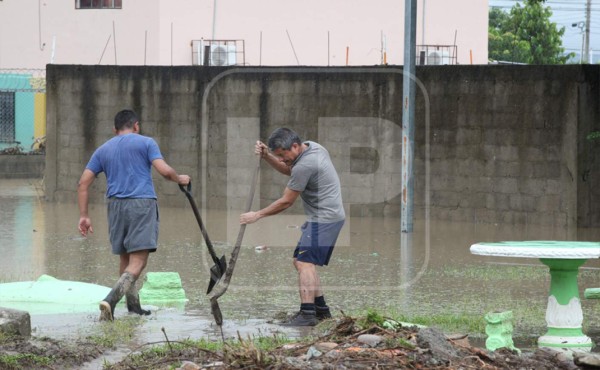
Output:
top-left (77, 109), bottom-right (190, 321)
top-left (240, 128), bottom-right (345, 326)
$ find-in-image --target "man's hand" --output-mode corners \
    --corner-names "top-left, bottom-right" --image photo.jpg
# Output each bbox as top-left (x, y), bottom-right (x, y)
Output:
top-left (78, 216), bottom-right (93, 237)
top-left (255, 141), bottom-right (268, 158)
top-left (240, 211), bottom-right (261, 225)
top-left (177, 174), bottom-right (191, 185)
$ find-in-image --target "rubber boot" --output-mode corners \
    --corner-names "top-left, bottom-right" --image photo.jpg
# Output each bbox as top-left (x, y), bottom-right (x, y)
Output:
top-left (126, 284), bottom-right (151, 316)
top-left (99, 272), bottom-right (135, 321)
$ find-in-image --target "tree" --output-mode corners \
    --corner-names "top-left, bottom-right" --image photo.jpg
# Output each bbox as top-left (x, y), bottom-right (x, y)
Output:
top-left (488, 0), bottom-right (573, 64)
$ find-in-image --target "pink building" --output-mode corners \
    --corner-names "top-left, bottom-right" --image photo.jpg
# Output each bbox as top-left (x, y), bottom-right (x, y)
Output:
top-left (0, 0), bottom-right (488, 67)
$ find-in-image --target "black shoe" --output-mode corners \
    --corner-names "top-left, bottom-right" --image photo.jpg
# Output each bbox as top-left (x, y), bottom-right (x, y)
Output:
top-left (316, 306), bottom-right (332, 320)
top-left (281, 310), bottom-right (318, 326)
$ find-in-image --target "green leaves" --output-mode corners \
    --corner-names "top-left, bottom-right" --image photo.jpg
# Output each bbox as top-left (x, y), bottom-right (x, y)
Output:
top-left (488, 0), bottom-right (574, 64)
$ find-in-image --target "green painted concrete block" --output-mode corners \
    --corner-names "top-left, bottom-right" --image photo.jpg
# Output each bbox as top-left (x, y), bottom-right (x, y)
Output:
top-left (139, 272), bottom-right (188, 303)
top-left (485, 311), bottom-right (521, 354)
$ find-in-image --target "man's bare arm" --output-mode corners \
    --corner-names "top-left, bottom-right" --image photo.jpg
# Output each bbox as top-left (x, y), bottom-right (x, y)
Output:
top-left (77, 169), bottom-right (96, 236)
top-left (240, 187), bottom-right (300, 224)
top-left (152, 158), bottom-right (190, 185)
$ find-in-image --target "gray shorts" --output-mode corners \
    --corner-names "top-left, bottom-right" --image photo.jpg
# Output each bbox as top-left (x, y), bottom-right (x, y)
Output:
top-left (107, 198), bottom-right (159, 255)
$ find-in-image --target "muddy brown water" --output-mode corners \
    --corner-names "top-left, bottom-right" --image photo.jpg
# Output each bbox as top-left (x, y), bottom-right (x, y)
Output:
top-left (2, 179), bottom-right (600, 368)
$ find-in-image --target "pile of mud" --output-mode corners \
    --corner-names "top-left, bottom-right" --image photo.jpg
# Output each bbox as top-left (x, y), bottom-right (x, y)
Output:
top-left (0, 314), bottom-right (590, 369)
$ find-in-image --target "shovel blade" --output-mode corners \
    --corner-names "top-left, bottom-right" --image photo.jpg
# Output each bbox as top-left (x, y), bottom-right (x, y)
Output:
top-left (207, 255), bottom-right (227, 294)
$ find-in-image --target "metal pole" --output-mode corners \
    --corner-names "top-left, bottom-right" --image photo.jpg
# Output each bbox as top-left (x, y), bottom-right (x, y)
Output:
top-left (113, 21), bottom-right (117, 65)
top-left (585, 0), bottom-right (591, 63)
top-left (259, 31), bottom-right (263, 66)
top-left (421, 0), bottom-right (426, 45)
top-left (401, 0), bottom-right (417, 233)
top-left (212, 0), bottom-right (217, 40)
top-left (581, 25), bottom-right (585, 64)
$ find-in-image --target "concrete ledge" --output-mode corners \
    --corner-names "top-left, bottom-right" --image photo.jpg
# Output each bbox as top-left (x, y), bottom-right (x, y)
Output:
top-left (0, 307), bottom-right (31, 338)
top-left (0, 155), bottom-right (45, 178)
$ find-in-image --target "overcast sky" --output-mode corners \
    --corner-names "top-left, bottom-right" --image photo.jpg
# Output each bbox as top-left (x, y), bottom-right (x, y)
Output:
top-left (489, 0), bottom-right (598, 61)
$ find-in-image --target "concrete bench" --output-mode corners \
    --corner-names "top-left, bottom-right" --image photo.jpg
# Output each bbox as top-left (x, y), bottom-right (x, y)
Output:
top-left (584, 288), bottom-right (600, 299)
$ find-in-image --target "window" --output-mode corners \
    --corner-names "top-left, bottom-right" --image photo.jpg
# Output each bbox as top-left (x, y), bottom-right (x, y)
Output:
top-left (0, 92), bottom-right (15, 143)
top-left (76, 0), bottom-right (122, 9)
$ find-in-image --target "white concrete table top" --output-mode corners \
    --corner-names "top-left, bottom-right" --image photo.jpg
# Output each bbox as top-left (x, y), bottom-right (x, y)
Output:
top-left (470, 241), bottom-right (600, 259)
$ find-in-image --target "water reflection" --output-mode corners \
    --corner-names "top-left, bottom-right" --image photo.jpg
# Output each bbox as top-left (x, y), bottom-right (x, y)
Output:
top-left (1, 179), bottom-right (600, 345)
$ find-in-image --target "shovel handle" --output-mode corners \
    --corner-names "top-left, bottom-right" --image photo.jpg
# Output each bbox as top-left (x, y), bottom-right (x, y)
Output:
top-left (179, 182), bottom-right (221, 264)
top-left (179, 182), bottom-right (192, 194)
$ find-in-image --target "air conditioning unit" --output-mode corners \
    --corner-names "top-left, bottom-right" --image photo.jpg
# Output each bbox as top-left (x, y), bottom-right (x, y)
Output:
top-left (427, 50), bottom-right (450, 65)
top-left (192, 41), bottom-right (237, 66)
top-left (209, 44), bottom-right (237, 66)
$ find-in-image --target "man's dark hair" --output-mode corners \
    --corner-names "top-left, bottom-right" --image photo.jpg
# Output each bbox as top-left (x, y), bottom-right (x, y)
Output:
top-left (268, 128), bottom-right (302, 151)
top-left (114, 109), bottom-right (139, 131)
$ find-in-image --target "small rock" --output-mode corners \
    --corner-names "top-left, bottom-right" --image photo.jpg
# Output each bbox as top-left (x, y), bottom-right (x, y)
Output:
top-left (176, 361), bottom-right (201, 370)
top-left (314, 342), bottom-right (338, 352)
top-left (417, 327), bottom-right (461, 361)
top-left (357, 334), bottom-right (383, 347)
top-left (574, 352), bottom-right (600, 367)
top-left (324, 349), bottom-right (342, 360)
top-left (286, 356), bottom-right (305, 367)
top-left (282, 343), bottom-right (303, 350)
top-left (306, 345), bottom-right (323, 359)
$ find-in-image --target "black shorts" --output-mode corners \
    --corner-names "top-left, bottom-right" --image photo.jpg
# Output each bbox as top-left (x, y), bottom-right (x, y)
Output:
top-left (293, 220), bottom-right (344, 266)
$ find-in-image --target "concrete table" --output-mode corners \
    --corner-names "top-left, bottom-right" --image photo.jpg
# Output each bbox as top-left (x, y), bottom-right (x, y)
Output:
top-left (470, 241), bottom-right (600, 351)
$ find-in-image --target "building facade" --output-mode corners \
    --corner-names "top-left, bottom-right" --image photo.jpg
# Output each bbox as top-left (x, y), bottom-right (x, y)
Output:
top-left (0, 0), bottom-right (487, 150)
top-left (0, 0), bottom-right (488, 68)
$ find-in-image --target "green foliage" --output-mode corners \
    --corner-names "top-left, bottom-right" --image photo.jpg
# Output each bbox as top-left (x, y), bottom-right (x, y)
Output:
top-left (0, 353), bottom-right (54, 369)
top-left (357, 308), bottom-right (386, 328)
top-left (384, 336), bottom-right (416, 349)
top-left (253, 334), bottom-right (294, 351)
top-left (0, 331), bottom-right (13, 345)
top-left (587, 131), bottom-right (600, 141)
top-left (489, 0), bottom-right (574, 64)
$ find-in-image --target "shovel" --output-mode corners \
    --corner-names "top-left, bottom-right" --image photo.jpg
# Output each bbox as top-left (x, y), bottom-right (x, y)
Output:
top-left (179, 183), bottom-right (227, 294)
top-left (210, 156), bottom-right (261, 327)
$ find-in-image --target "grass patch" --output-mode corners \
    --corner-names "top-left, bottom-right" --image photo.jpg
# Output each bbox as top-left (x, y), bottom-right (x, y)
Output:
top-left (350, 308), bottom-right (487, 334)
top-left (102, 333), bottom-right (297, 370)
top-left (0, 353), bottom-right (54, 370)
top-left (428, 265), bottom-right (549, 281)
top-left (0, 331), bottom-right (15, 345)
top-left (87, 316), bottom-right (144, 348)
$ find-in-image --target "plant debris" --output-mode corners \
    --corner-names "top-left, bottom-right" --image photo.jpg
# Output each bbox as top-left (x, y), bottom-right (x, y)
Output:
top-left (0, 314), bottom-right (585, 369)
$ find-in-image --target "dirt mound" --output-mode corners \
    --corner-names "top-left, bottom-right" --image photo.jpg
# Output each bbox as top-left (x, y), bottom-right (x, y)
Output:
top-left (104, 315), bottom-right (579, 370)
top-left (0, 315), bottom-right (584, 369)
top-left (0, 336), bottom-right (103, 369)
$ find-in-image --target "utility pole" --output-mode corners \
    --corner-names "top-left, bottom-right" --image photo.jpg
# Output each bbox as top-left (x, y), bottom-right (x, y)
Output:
top-left (585, 0), bottom-right (591, 63)
top-left (401, 0), bottom-right (417, 233)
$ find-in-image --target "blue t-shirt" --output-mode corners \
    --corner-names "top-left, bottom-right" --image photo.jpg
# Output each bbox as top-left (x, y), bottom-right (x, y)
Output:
top-left (86, 133), bottom-right (163, 199)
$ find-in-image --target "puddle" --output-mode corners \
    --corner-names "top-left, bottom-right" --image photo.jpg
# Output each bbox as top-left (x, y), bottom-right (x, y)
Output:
top-left (2, 178), bottom-right (600, 356)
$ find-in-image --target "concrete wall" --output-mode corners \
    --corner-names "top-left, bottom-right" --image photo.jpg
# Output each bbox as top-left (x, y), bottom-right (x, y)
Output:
top-left (45, 64), bottom-right (600, 227)
top-left (0, 155), bottom-right (45, 178)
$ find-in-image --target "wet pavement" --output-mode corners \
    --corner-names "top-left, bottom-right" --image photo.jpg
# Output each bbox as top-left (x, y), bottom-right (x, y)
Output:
top-left (2, 178), bottom-right (600, 367)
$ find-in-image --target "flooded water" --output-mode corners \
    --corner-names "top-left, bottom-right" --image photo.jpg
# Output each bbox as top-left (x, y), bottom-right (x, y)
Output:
top-left (2, 178), bottom-right (600, 367)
